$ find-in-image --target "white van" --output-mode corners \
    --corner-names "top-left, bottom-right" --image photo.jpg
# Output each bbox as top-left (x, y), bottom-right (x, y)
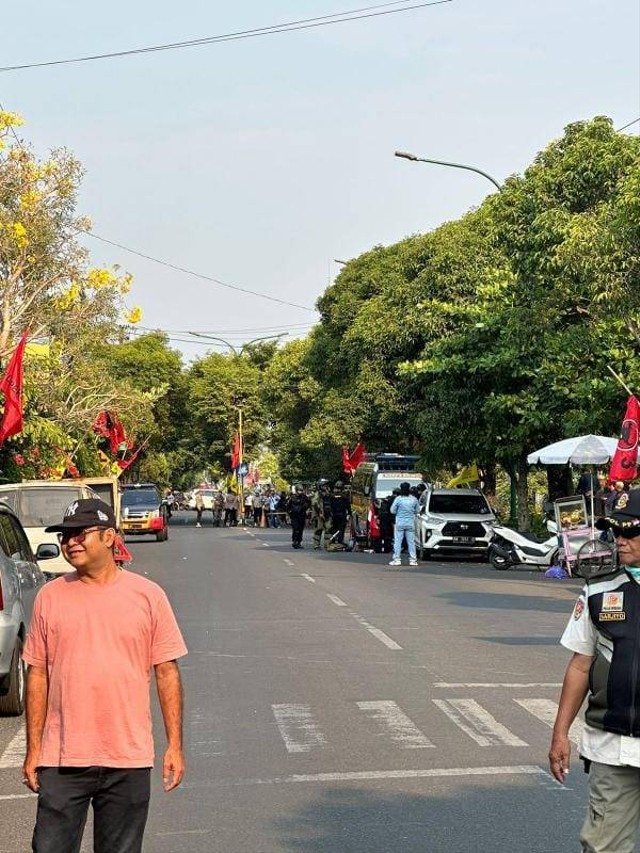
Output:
top-left (0, 481), bottom-right (99, 576)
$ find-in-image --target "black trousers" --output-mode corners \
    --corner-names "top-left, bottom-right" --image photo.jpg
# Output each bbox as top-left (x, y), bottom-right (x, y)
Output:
top-left (33, 766), bottom-right (151, 853)
top-left (291, 514), bottom-right (305, 545)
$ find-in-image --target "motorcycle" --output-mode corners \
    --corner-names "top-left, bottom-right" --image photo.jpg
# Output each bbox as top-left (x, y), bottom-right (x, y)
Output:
top-left (489, 520), bottom-right (559, 571)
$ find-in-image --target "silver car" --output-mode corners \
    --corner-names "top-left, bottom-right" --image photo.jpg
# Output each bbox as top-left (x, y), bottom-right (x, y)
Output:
top-left (0, 504), bottom-right (46, 715)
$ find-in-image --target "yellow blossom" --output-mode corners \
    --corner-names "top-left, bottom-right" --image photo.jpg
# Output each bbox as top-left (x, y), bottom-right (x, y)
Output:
top-left (125, 306), bottom-right (143, 325)
top-left (12, 222), bottom-right (28, 249)
top-left (87, 267), bottom-right (118, 289)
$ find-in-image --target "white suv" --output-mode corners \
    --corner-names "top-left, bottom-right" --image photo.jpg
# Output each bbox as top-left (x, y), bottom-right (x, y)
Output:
top-left (415, 488), bottom-right (496, 559)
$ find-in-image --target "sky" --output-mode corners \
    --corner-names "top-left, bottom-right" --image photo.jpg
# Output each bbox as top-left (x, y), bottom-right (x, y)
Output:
top-left (3, 0), bottom-right (639, 361)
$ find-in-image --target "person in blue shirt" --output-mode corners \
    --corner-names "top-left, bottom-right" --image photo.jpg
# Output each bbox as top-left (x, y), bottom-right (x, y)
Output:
top-left (389, 482), bottom-right (420, 567)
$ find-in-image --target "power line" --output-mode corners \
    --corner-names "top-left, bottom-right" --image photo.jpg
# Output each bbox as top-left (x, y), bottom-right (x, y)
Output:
top-left (135, 323), bottom-right (315, 335)
top-left (617, 116), bottom-right (640, 132)
top-left (0, 0), bottom-right (453, 72)
top-left (81, 231), bottom-right (317, 312)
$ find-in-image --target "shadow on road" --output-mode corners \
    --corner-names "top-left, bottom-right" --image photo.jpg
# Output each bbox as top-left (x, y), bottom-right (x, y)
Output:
top-left (273, 777), bottom-right (582, 853)
top-left (437, 590), bottom-right (574, 613)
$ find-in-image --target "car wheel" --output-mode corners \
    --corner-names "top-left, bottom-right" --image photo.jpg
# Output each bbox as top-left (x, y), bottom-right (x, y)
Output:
top-left (156, 527), bottom-right (168, 542)
top-left (0, 639), bottom-right (26, 716)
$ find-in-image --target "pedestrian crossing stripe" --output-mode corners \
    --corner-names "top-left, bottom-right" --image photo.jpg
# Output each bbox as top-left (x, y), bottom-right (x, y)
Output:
top-left (0, 697), bottom-right (584, 769)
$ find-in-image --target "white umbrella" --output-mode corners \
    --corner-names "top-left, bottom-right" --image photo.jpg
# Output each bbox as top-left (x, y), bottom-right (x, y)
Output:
top-left (528, 434), bottom-right (619, 545)
top-left (527, 434), bottom-right (618, 466)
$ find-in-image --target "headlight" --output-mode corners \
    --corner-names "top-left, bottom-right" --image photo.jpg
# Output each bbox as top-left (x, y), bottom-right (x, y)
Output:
top-left (150, 509), bottom-right (160, 518)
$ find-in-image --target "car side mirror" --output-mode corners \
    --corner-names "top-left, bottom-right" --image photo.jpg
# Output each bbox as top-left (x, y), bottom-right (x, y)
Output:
top-left (36, 543), bottom-right (60, 560)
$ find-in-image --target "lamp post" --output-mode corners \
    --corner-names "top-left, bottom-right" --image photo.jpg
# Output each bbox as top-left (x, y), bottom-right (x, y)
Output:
top-left (187, 332), bottom-right (288, 355)
top-left (394, 149), bottom-right (518, 524)
top-left (394, 151), bottom-right (503, 191)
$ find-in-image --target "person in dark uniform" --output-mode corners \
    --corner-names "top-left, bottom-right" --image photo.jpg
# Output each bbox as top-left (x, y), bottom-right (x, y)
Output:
top-left (286, 485), bottom-right (310, 549)
top-left (328, 481), bottom-right (351, 548)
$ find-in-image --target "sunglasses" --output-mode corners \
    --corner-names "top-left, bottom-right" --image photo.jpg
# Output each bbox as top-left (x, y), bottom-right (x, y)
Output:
top-left (611, 526), bottom-right (640, 540)
top-left (58, 526), bottom-right (103, 544)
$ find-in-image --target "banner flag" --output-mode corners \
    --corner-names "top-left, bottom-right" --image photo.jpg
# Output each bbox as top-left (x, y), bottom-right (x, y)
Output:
top-left (0, 331), bottom-right (28, 447)
top-left (609, 396), bottom-right (640, 482)
top-left (231, 433), bottom-right (241, 471)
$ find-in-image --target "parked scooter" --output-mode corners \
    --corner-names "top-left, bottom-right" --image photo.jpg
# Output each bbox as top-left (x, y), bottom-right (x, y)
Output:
top-left (489, 519), bottom-right (559, 571)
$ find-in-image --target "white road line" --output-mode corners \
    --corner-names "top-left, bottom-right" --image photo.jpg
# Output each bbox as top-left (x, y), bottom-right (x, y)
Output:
top-left (0, 725), bottom-right (25, 769)
top-left (272, 704), bottom-right (327, 754)
top-left (357, 700), bottom-right (434, 749)
top-left (434, 682), bottom-right (562, 688)
top-left (283, 559), bottom-right (295, 567)
top-left (262, 543), bottom-right (271, 548)
top-left (514, 698), bottom-right (585, 746)
top-left (349, 612), bottom-right (402, 650)
top-left (433, 699), bottom-right (528, 747)
top-left (0, 793), bottom-right (32, 801)
top-left (300, 573), bottom-right (316, 583)
top-left (327, 594), bottom-right (347, 607)
top-left (187, 765), bottom-right (547, 788)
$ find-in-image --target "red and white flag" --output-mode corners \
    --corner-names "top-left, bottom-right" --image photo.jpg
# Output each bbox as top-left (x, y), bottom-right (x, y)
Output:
top-left (609, 395), bottom-right (640, 482)
top-left (0, 331), bottom-right (28, 447)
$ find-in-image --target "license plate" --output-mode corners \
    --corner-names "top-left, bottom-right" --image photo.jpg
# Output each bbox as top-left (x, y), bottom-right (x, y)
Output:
top-left (129, 524), bottom-right (143, 530)
top-left (453, 536), bottom-right (474, 544)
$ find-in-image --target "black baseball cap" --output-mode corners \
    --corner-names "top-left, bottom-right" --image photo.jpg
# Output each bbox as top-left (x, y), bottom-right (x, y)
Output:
top-left (596, 489), bottom-right (640, 531)
top-left (45, 498), bottom-right (117, 533)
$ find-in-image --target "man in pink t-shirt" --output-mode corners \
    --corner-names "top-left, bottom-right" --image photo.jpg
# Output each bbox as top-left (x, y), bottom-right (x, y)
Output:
top-left (22, 498), bottom-right (187, 853)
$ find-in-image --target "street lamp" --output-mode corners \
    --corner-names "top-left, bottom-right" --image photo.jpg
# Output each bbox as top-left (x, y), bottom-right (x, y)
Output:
top-left (187, 332), bottom-right (288, 355)
top-left (394, 149), bottom-right (516, 522)
top-left (394, 151), bottom-right (503, 191)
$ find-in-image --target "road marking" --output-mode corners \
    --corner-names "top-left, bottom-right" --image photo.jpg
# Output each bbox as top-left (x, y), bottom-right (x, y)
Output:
top-left (514, 698), bottom-right (585, 746)
top-left (327, 594), bottom-right (347, 607)
top-left (272, 704), bottom-right (327, 754)
top-left (357, 700), bottom-right (434, 749)
top-left (0, 793), bottom-right (32, 801)
top-left (349, 612), bottom-right (402, 650)
top-left (185, 765), bottom-right (547, 788)
top-left (434, 683), bottom-right (562, 689)
top-left (262, 543), bottom-right (271, 548)
top-left (0, 725), bottom-right (25, 769)
top-left (283, 559), bottom-right (295, 567)
top-left (433, 699), bottom-right (528, 747)
top-left (301, 573), bottom-right (316, 583)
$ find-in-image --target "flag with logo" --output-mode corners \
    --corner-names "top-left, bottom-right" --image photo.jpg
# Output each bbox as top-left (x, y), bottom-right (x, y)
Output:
top-left (609, 396), bottom-right (640, 482)
top-left (0, 331), bottom-right (28, 447)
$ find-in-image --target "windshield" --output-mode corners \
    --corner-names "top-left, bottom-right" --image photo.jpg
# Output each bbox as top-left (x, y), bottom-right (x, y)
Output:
top-left (13, 487), bottom-right (84, 527)
top-left (376, 476), bottom-right (424, 499)
top-left (429, 494), bottom-right (492, 515)
top-left (122, 488), bottom-right (160, 507)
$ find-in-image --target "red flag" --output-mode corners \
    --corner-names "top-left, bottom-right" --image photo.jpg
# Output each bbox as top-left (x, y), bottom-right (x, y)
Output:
top-left (0, 331), bottom-right (28, 447)
top-left (231, 433), bottom-right (241, 471)
top-left (93, 411), bottom-right (127, 455)
top-left (342, 443), bottom-right (367, 476)
top-left (349, 442), bottom-right (367, 472)
top-left (609, 396), bottom-right (640, 482)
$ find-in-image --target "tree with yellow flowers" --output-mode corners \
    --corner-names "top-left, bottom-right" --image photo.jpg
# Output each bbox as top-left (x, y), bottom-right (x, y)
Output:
top-left (0, 110), bottom-right (154, 479)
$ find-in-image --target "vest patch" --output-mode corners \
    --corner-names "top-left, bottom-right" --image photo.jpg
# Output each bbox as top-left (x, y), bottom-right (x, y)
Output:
top-left (600, 611), bottom-right (626, 621)
top-left (602, 592), bottom-right (624, 612)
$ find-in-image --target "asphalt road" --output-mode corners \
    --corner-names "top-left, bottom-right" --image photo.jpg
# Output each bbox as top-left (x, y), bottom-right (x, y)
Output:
top-left (0, 516), bottom-right (612, 852)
